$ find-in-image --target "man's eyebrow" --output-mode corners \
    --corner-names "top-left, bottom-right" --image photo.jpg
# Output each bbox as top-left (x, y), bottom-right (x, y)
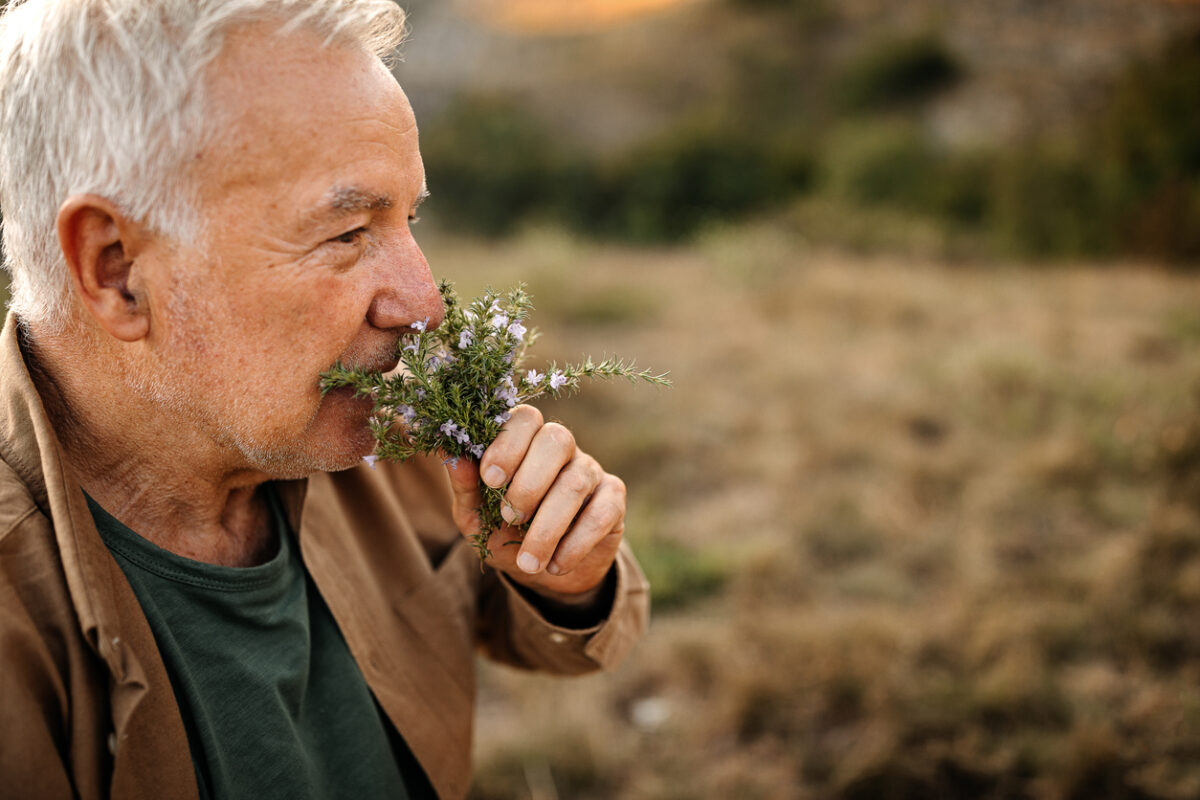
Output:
top-left (299, 188), bottom-right (392, 231)
top-left (327, 187), bottom-right (393, 214)
top-left (304, 185), bottom-right (428, 228)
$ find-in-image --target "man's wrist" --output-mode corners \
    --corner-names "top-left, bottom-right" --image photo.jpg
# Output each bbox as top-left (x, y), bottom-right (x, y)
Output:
top-left (512, 566), bottom-right (618, 630)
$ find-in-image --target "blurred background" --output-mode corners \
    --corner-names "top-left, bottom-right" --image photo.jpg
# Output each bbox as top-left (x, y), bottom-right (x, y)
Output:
top-left (396, 1), bottom-right (1200, 798)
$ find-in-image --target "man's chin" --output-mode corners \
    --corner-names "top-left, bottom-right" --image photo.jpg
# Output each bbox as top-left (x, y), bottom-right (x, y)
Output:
top-left (311, 387), bottom-right (380, 469)
top-left (242, 389), bottom-right (378, 478)
top-left (243, 435), bottom-right (375, 480)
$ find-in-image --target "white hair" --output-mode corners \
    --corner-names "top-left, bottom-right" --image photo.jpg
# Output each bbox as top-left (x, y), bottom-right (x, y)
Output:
top-left (0, 0), bottom-right (408, 332)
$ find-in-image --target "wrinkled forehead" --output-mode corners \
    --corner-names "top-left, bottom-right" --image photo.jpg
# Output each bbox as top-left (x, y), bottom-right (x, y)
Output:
top-left (188, 20), bottom-right (419, 208)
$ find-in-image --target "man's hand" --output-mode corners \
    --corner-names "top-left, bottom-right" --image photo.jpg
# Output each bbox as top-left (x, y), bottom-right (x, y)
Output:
top-left (444, 405), bottom-right (625, 605)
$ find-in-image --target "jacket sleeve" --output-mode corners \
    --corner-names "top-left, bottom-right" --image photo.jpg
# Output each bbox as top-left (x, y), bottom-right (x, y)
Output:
top-left (386, 453), bottom-right (652, 675)
top-left (475, 539), bottom-right (651, 674)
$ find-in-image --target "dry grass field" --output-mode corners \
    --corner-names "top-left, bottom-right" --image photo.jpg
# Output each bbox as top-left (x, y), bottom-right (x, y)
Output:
top-left (419, 217), bottom-right (1200, 800)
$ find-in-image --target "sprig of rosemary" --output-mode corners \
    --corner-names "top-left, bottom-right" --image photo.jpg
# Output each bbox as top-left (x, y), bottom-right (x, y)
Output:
top-left (320, 280), bottom-right (670, 558)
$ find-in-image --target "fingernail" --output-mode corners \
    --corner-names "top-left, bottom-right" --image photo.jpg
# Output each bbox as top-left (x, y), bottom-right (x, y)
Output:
top-left (501, 501), bottom-right (522, 526)
top-left (517, 552), bottom-right (540, 574)
top-left (483, 465), bottom-right (506, 488)
top-left (546, 562), bottom-right (563, 576)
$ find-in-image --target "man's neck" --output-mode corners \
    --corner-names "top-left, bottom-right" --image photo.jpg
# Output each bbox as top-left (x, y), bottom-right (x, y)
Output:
top-left (23, 328), bottom-right (278, 567)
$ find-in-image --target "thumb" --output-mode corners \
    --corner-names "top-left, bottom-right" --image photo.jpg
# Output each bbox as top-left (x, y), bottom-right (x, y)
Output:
top-left (442, 453), bottom-right (483, 522)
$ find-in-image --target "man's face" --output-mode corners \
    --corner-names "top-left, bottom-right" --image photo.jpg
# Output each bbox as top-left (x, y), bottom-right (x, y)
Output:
top-left (132, 25), bottom-right (443, 478)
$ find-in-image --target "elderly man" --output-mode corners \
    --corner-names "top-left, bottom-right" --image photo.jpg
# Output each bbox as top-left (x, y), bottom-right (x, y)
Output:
top-left (0, 1), bottom-right (649, 799)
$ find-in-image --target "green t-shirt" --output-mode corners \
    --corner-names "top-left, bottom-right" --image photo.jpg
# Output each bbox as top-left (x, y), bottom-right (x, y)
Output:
top-left (88, 489), bottom-right (431, 800)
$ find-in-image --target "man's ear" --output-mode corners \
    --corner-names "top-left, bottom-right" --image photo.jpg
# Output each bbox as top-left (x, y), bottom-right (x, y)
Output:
top-left (56, 194), bottom-right (152, 342)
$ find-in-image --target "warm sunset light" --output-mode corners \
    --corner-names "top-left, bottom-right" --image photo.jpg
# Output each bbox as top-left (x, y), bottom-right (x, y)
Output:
top-left (458, 0), bottom-right (700, 34)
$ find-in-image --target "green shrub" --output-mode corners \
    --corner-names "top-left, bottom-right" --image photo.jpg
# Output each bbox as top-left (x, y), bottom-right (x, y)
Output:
top-left (809, 30), bottom-right (1200, 262)
top-left (1096, 31), bottom-right (1200, 261)
top-left (553, 123), bottom-right (813, 242)
top-left (825, 123), bottom-right (932, 205)
top-left (835, 34), bottom-right (962, 113)
top-left (824, 122), bottom-right (990, 225)
top-left (633, 536), bottom-right (730, 611)
top-left (992, 147), bottom-right (1115, 258)
top-left (597, 124), bottom-right (810, 241)
top-left (422, 94), bottom-right (813, 242)
top-left (991, 31), bottom-right (1200, 262)
top-left (419, 93), bottom-right (560, 237)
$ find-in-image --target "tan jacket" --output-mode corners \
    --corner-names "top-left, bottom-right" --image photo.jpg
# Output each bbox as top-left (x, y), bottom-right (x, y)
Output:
top-left (0, 315), bottom-right (650, 800)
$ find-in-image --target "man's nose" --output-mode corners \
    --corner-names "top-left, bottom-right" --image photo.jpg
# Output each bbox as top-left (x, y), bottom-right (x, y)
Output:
top-left (365, 233), bottom-right (445, 332)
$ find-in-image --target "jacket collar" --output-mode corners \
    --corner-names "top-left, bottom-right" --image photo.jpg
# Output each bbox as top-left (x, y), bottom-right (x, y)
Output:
top-left (0, 312), bottom-right (115, 649)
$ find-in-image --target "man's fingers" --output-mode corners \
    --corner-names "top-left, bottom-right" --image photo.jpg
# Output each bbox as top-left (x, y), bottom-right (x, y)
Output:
top-left (501, 422), bottom-right (578, 527)
top-left (478, 405), bottom-right (543, 490)
top-left (511, 453), bottom-right (603, 573)
top-left (455, 407), bottom-right (623, 592)
top-left (539, 475), bottom-right (626, 577)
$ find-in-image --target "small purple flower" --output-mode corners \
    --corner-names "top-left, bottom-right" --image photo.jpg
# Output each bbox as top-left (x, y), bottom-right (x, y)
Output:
top-left (428, 351), bottom-right (455, 370)
top-left (415, 388), bottom-right (426, 400)
top-left (398, 405), bottom-right (417, 424)
top-left (440, 420), bottom-right (459, 439)
top-left (494, 411), bottom-right (511, 425)
top-left (458, 329), bottom-right (474, 349)
top-left (402, 340), bottom-right (419, 354)
top-left (469, 443), bottom-right (485, 459)
top-left (506, 321), bottom-right (527, 340)
top-left (490, 313), bottom-right (509, 330)
top-left (443, 456), bottom-right (459, 469)
top-left (362, 454), bottom-right (380, 469)
top-left (410, 318), bottom-right (429, 332)
top-left (548, 370), bottom-right (568, 390)
top-left (454, 428), bottom-right (471, 445)
top-left (493, 375), bottom-right (519, 408)
top-left (524, 369), bottom-right (543, 386)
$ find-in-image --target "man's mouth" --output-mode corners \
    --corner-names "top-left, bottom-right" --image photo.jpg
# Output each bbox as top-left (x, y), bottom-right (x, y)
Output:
top-left (317, 349), bottom-right (399, 404)
top-left (372, 355), bottom-right (402, 375)
top-left (339, 348), bottom-right (402, 377)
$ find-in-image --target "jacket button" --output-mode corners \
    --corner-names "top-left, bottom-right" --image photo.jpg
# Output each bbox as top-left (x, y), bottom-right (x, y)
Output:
top-left (548, 632), bottom-right (569, 645)
top-left (107, 732), bottom-right (117, 756)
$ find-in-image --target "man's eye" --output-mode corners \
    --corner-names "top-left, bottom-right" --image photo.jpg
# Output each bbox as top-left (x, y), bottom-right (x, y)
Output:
top-left (332, 227), bottom-right (367, 245)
